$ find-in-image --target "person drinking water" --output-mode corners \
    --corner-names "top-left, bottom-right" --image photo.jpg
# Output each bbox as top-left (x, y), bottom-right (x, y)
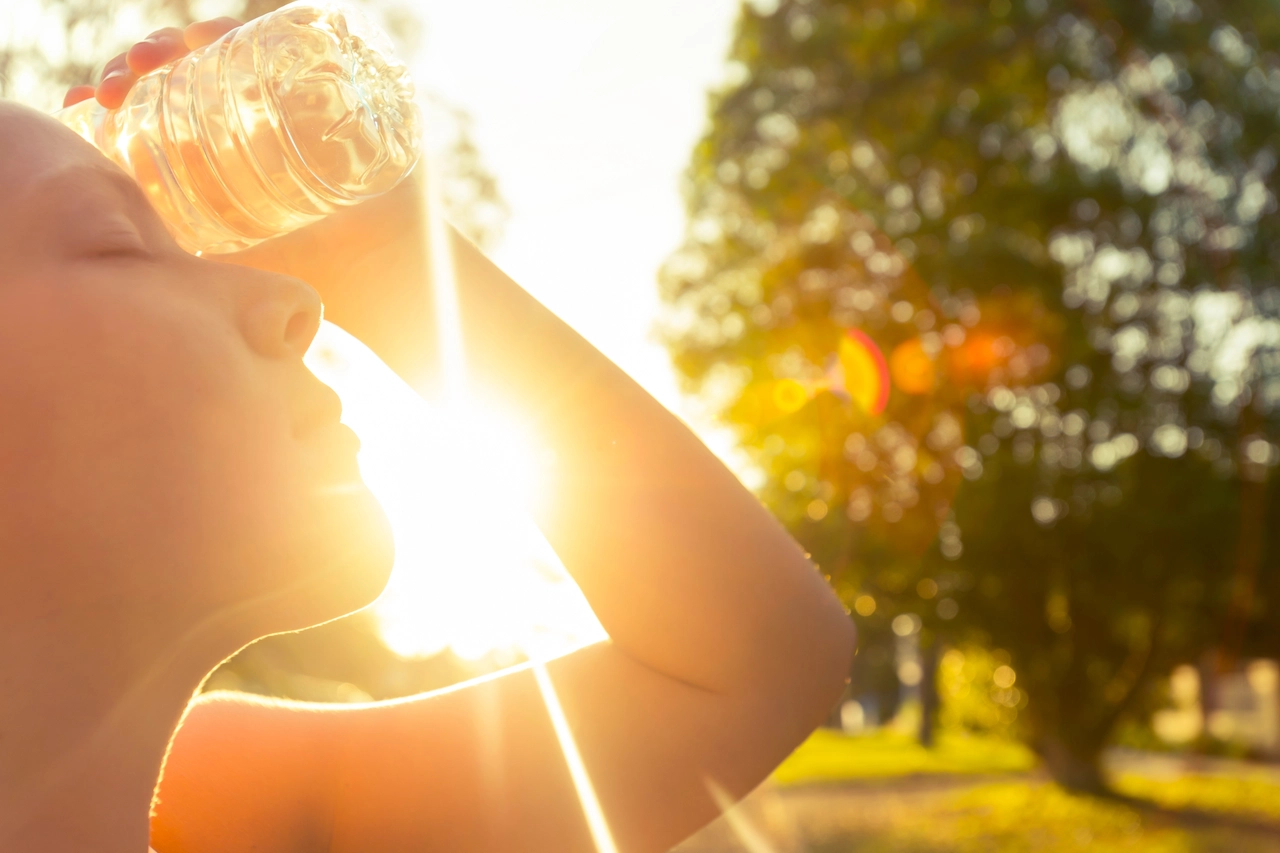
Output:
top-left (0, 15), bottom-right (854, 853)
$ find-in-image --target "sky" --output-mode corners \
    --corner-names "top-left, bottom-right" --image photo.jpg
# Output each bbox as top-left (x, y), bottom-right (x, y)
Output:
top-left (407, 0), bottom-right (742, 419)
top-left (377, 0), bottom-right (749, 656)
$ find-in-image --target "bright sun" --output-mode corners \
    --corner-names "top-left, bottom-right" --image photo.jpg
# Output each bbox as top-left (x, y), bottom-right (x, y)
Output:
top-left (305, 321), bottom-right (607, 662)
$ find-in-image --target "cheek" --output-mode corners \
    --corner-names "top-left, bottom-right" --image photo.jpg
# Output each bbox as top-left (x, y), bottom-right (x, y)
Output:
top-left (0, 270), bottom-right (296, 562)
top-left (0, 267), bottom-right (392, 621)
top-left (85, 327), bottom-right (306, 577)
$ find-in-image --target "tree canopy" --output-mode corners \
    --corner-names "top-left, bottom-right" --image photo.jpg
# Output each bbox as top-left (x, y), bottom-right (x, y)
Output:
top-left (661, 0), bottom-right (1280, 790)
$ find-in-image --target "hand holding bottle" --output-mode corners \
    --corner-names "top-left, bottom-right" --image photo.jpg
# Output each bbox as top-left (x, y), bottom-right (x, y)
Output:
top-left (58, 2), bottom-right (421, 256)
top-left (64, 17), bottom-right (242, 111)
top-left (66, 10), bottom-right (433, 384)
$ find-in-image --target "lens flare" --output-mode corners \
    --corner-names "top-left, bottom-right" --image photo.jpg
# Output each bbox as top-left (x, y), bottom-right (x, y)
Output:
top-left (838, 329), bottom-right (890, 415)
top-left (889, 337), bottom-right (937, 395)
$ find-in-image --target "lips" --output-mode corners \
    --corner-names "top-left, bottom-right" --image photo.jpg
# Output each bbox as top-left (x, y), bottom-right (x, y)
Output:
top-left (305, 420), bottom-right (364, 486)
top-left (309, 419), bottom-right (362, 459)
top-left (329, 421), bottom-right (362, 455)
top-left (294, 380), bottom-right (346, 440)
top-left (293, 379), bottom-right (363, 482)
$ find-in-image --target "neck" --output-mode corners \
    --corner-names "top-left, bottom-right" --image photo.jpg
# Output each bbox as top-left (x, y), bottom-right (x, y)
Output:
top-left (0, 602), bottom-right (232, 853)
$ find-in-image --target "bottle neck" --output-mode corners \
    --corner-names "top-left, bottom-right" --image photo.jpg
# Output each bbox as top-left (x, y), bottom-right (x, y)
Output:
top-left (52, 98), bottom-right (108, 150)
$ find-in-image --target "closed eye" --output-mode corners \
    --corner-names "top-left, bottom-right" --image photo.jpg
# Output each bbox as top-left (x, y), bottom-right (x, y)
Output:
top-left (91, 241), bottom-right (151, 259)
top-left (78, 227), bottom-right (152, 261)
top-left (26, 166), bottom-right (170, 262)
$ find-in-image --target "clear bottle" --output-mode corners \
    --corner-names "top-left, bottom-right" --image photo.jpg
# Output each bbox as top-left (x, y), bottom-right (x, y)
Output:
top-left (55, 0), bottom-right (421, 255)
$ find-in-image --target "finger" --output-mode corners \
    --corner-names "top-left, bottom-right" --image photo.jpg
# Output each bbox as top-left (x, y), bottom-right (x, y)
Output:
top-left (99, 51), bottom-right (129, 82)
top-left (126, 27), bottom-right (187, 75)
top-left (184, 17), bottom-right (241, 51)
top-left (96, 53), bottom-right (136, 109)
top-left (63, 85), bottom-right (97, 108)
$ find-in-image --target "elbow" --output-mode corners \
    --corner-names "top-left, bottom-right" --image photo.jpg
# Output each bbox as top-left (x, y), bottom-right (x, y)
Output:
top-left (768, 589), bottom-right (856, 734)
top-left (807, 601), bottom-right (857, 724)
top-left (732, 559), bottom-right (858, 738)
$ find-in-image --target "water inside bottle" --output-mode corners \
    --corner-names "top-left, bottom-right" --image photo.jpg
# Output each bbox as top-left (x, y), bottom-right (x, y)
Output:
top-left (56, 2), bottom-right (419, 255)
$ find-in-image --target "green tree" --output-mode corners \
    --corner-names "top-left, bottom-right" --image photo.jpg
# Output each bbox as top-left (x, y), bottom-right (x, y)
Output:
top-left (661, 0), bottom-right (1280, 791)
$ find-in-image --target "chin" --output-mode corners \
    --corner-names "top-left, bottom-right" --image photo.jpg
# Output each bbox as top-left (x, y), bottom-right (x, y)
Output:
top-left (250, 479), bottom-right (397, 636)
top-left (312, 482), bottom-right (397, 619)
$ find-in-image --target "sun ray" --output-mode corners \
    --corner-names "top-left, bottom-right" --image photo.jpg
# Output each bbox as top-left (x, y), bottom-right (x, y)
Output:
top-left (705, 779), bottom-right (786, 853)
top-left (375, 92), bottom-right (617, 852)
top-left (421, 97), bottom-right (468, 400)
top-left (415, 94), bottom-right (617, 848)
top-left (533, 661), bottom-right (620, 853)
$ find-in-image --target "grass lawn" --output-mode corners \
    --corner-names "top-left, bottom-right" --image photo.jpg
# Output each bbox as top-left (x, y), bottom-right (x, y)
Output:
top-left (1112, 769), bottom-right (1280, 825)
top-left (795, 780), bottom-right (1280, 853)
top-left (771, 728), bottom-right (1037, 785)
top-left (692, 730), bottom-right (1280, 853)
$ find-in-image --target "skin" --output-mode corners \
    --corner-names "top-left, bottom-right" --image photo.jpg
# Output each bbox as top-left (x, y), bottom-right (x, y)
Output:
top-left (2, 18), bottom-right (858, 853)
top-left (0, 99), bottom-right (393, 851)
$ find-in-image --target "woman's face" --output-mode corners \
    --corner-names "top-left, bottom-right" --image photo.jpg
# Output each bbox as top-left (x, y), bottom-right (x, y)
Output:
top-left (0, 103), bottom-right (394, 637)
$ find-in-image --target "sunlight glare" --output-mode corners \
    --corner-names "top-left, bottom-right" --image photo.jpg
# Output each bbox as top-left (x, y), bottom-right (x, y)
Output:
top-left (307, 82), bottom-right (620, 853)
top-left (706, 779), bottom-right (782, 853)
top-left (297, 87), bottom-right (613, 664)
top-left (306, 323), bottom-right (606, 661)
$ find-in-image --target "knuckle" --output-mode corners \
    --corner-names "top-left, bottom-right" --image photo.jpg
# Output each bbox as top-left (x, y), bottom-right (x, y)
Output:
top-left (101, 52), bottom-right (129, 78)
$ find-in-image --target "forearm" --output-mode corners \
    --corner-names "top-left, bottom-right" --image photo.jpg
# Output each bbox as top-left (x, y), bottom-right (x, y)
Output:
top-left (449, 232), bottom-right (853, 698)
top-left (188, 198), bottom-right (854, 853)
top-left (237, 182), bottom-right (853, 699)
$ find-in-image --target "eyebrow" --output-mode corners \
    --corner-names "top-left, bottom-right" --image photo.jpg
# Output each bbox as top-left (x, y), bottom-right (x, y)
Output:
top-left (22, 163), bottom-right (153, 216)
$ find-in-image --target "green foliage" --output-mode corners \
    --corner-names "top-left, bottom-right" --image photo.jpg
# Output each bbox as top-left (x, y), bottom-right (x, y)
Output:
top-left (937, 645), bottom-right (1027, 738)
top-left (661, 0), bottom-right (1280, 785)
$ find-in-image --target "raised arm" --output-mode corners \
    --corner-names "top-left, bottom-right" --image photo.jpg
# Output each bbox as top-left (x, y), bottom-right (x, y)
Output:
top-left (82, 21), bottom-right (854, 853)
top-left (237, 170), bottom-right (855, 706)
top-left (156, 181), bottom-right (854, 852)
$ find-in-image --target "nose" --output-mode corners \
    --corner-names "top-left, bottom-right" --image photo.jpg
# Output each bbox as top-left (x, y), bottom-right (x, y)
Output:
top-left (235, 271), bottom-right (323, 360)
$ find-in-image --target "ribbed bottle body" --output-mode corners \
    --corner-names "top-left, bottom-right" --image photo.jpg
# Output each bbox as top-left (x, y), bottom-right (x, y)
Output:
top-left (56, 1), bottom-right (420, 255)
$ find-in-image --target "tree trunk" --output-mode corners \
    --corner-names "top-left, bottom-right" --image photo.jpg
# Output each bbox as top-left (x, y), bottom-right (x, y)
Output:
top-left (1221, 392), bottom-right (1268, 671)
top-left (919, 640), bottom-right (939, 748)
top-left (1036, 734), bottom-right (1108, 794)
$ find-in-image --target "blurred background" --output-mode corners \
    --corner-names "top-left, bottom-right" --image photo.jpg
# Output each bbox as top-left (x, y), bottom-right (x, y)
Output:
top-left (5, 0), bottom-right (1280, 850)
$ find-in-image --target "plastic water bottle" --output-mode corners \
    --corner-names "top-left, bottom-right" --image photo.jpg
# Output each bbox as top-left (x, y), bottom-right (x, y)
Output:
top-left (55, 0), bottom-right (421, 255)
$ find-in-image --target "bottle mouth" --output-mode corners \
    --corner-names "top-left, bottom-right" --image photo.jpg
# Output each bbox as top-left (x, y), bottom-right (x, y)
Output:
top-left (262, 1), bottom-right (422, 202)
